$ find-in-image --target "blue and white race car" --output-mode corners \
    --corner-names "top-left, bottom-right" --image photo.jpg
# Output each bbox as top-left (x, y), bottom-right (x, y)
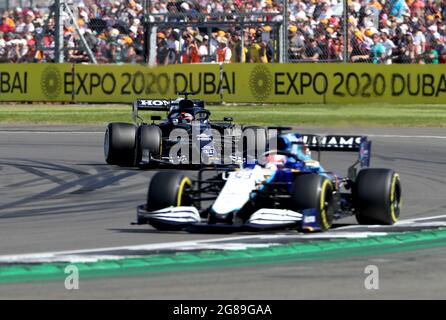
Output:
top-left (136, 132), bottom-right (402, 232)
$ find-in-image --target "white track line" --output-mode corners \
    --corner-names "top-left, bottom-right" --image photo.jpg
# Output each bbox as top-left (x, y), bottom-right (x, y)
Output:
top-left (0, 231), bottom-right (391, 263)
top-left (0, 234), bottom-right (284, 262)
top-left (1, 214), bottom-right (445, 263)
top-left (335, 215), bottom-right (446, 229)
top-left (1, 221), bottom-right (445, 263)
top-left (396, 214), bottom-right (446, 225)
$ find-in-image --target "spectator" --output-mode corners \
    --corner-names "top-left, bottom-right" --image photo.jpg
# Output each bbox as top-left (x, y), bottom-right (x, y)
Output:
top-left (433, 34), bottom-right (445, 55)
top-left (370, 32), bottom-right (386, 63)
top-left (166, 31), bottom-right (180, 64)
top-left (156, 32), bottom-right (168, 65)
top-left (230, 32), bottom-right (246, 63)
top-left (288, 25), bottom-right (305, 60)
top-left (316, 30), bottom-right (329, 60)
top-left (350, 30), bottom-right (370, 62)
top-left (397, 33), bottom-right (417, 63)
top-left (250, 32), bottom-right (268, 63)
top-left (303, 38), bottom-right (322, 62)
top-left (182, 33), bottom-right (200, 63)
top-left (0, 0), bottom-right (445, 65)
top-left (439, 49), bottom-right (446, 63)
top-left (216, 36), bottom-right (232, 63)
top-left (413, 29), bottom-right (426, 56)
top-left (16, 11), bottom-right (35, 34)
top-left (328, 34), bottom-right (342, 61)
top-left (0, 16), bottom-right (14, 33)
top-left (381, 29), bottom-right (396, 64)
top-left (263, 28), bottom-right (275, 62)
top-left (197, 34), bottom-right (209, 62)
top-left (423, 44), bottom-right (439, 63)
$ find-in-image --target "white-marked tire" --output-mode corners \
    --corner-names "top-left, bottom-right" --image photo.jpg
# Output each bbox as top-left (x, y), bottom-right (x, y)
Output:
top-left (146, 172), bottom-right (192, 211)
top-left (355, 169), bottom-right (402, 225)
top-left (104, 122), bottom-right (137, 166)
top-left (290, 174), bottom-right (334, 231)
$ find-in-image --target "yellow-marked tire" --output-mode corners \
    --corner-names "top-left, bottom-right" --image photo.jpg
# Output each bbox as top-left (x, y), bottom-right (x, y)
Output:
top-left (146, 172), bottom-right (192, 211)
top-left (291, 174), bottom-right (334, 231)
top-left (355, 169), bottom-right (402, 225)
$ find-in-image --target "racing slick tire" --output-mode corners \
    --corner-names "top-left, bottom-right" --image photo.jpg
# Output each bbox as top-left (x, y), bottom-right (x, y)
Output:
top-left (146, 172), bottom-right (192, 211)
top-left (354, 168), bottom-right (402, 225)
top-left (242, 126), bottom-right (268, 162)
top-left (291, 174), bottom-right (334, 231)
top-left (104, 122), bottom-right (137, 166)
top-left (136, 125), bottom-right (162, 169)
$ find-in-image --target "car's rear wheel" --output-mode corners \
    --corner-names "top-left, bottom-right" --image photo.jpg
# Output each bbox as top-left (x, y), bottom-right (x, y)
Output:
top-left (146, 172), bottom-right (193, 211)
top-left (104, 122), bottom-right (137, 166)
top-left (290, 174), bottom-right (334, 231)
top-left (136, 125), bottom-right (162, 169)
top-left (355, 168), bottom-right (402, 225)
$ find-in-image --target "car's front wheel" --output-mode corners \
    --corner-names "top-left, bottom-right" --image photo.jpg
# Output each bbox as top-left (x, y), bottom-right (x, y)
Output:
top-left (146, 172), bottom-right (193, 211)
top-left (290, 174), bottom-right (334, 231)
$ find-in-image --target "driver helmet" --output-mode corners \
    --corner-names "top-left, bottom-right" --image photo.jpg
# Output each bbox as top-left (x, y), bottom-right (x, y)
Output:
top-left (177, 112), bottom-right (194, 123)
top-left (264, 154), bottom-right (287, 170)
top-left (296, 143), bottom-right (312, 160)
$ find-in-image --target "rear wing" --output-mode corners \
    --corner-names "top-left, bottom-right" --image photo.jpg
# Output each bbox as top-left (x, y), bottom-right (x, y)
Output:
top-left (300, 134), bottom-right (372, 168)
top-left (132, 99), bottom-right (170, 122)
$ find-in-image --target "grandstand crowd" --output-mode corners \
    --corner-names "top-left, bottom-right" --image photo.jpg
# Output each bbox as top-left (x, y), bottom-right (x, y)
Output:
top-left (0, 0), bottom-right (446, 64)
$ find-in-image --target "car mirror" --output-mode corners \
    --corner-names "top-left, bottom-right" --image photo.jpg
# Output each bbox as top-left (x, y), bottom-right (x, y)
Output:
top-left (151, 115), bottom-right (162, 121)
top-left (224, 116), bottom-right (233, 122)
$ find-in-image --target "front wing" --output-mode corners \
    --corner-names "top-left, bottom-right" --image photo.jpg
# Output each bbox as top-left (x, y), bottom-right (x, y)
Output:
top-left (136, 205), bottom-right (323, 232)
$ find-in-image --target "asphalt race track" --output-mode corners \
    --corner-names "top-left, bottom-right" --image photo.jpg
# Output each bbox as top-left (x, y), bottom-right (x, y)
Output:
top-left (0, 125), bottom-right (445, 299)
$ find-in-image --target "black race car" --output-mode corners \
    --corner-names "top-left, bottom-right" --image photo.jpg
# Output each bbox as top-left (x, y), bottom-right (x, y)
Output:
top-left (104, 92), bottom-right (268, 168)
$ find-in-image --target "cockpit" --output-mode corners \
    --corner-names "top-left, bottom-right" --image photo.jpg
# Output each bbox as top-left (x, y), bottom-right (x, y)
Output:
top-left (169, 111), bottom-right (195, 124)
top-left (255, 141), bottom-right (314, 168)
top-left (168, 98), bottom-right (210, 124)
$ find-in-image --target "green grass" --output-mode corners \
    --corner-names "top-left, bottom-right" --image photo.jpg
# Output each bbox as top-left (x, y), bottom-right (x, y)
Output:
top-left (1, 103), bottom-right (446, 127)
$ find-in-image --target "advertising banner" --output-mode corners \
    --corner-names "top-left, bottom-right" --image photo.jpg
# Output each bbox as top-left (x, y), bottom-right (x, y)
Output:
top-left (2, 63), bottom-right (446, 104)
top-left (0, 63), bottom-right (221, 103)
top-left (222, 63), bottom-right (446, 104)
top-left (0, 64), bottom-right (72, 102)
top-left (73, 64), bottom-right (221, 103)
